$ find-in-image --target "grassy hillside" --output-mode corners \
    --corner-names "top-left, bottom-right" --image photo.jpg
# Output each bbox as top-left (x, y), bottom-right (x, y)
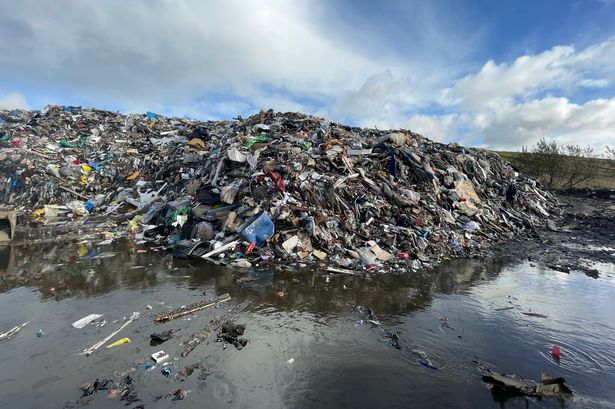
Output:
top-left (496, 151), bottom-right (615, 190)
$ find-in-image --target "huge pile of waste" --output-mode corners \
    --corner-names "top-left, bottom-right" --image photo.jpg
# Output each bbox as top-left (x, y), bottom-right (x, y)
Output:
top-left (0, 105), bottom-right (557, 271)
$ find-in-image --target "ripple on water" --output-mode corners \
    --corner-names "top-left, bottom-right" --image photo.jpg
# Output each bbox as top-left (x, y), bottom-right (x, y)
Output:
top-left (210, 373), bottom-right (236, 403)
top-left (539, 337), bottom-right (615, 374)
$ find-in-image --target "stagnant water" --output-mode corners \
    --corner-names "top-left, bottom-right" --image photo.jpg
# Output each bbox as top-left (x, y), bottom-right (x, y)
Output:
top-left (0, 239), bottom-right (614, 409)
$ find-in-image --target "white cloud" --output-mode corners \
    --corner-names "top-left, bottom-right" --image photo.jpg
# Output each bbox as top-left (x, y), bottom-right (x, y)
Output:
top-left (450, 46), bottom-right (576, 109)
top-left (469, 96), bottom-right (615, 150)
top-left (435, 38), bottom-right (615, 149)
top-left (333, 71), bottom-right (434, 121)
top-left (0, 0), bottom-right (384, 110)
top-left (405, 114), bottom-right (462, 143)
top-left (0, 0), bottom-right (475, 122)
top-left (331, 71), bottom-right (417, 125)
top-left (0, 92), bottom-right (27, 110)
top-left (331, 38), bottom-right (615, 150)
top-left (448, 39), bottom-right (615, 111)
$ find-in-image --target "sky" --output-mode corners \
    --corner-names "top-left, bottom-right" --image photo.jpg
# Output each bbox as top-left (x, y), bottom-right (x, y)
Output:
top-left (1, 0), bottom-right (615, 150)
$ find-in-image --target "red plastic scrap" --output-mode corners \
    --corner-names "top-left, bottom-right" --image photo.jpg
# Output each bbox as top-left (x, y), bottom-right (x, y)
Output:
top-left (397, 252), bottom-right (410, 260)
top-left (552, 345), bottom-right (561, 358)
top-left (268, 172), bottom-right (286, 192)
top-left (173, 389), bottom-right (186, 400)
top-left (245, 242), bottom-right (256, 255)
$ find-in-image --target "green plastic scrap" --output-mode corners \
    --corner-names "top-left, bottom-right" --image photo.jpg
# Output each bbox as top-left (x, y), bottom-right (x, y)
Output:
top-left (166, 206), bottom-right (191, 225)
top-left (59, 135), bottom-right (87, 148)
top-left (299, 142), bottom-right (312, 151)
top-left (0, 133), bottom-right (10, 141)
top-left (245, 134), bottom-right (268, 148)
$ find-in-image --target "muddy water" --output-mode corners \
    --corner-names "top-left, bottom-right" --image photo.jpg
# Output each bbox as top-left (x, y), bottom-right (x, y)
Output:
top-left (0, 239), bottom-right (614, 409)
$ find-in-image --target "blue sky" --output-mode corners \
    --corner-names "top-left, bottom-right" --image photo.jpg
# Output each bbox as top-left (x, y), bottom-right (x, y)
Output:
top-left (1, 0), bottom-right (615, 150)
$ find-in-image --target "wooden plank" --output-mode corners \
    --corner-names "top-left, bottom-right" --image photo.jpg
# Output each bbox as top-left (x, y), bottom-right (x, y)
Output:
top-left (155, 293), bottom-right (231, 323)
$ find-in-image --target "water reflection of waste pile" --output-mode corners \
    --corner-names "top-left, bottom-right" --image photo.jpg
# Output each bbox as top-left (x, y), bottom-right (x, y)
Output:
top-left (1, 238), bottom-right (614, 408)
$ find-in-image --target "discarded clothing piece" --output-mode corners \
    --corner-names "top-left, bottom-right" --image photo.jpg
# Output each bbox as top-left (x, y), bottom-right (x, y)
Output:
top-left (216, 321), bottom-right (248, 350)
top-left (174, 364), bottom-right (207, 382)
top-left (150, 329), bottom-right (176, 346)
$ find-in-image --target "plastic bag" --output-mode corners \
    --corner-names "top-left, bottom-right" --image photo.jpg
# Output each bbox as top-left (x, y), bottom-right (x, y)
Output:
top-left (240, 211), bottom-right (275, 247)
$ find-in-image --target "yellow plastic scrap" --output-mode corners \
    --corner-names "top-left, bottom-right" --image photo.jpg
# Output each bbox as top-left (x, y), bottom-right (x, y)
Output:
top-left (78, 244), bottom-right (89, 258)
top-left (127, 214), bottom-right (143, 232)
top-left (32, 208), bottom-right (45, 219)
top-left (106, 337), bottom-right (131, 349)
top-left (80, 174), bottom-right (88, 186)
top-left (188, 138), bottom-right (207, 150)
top-left (81, 164), bottom-right (92, 173)
top-left (126, 170), bottom-right (139, 180)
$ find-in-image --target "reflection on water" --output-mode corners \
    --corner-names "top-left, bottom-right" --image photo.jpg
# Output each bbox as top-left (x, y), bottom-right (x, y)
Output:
top-left (0, 239), bottom-right (506, 312)
top-left (0, 239), bottom-right (614, 409)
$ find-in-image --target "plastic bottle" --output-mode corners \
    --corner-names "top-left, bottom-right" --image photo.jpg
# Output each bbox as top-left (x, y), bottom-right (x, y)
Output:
top-left (84, 194), bottom-right (106, 212)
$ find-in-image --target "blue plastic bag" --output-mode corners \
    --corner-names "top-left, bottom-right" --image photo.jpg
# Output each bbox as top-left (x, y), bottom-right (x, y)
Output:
top-left (240, 211), bottom-right (275, 247)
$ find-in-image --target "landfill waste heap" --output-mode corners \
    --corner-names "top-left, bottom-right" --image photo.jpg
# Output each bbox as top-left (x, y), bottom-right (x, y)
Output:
top-left (0, 105), bottom-right (557, 272)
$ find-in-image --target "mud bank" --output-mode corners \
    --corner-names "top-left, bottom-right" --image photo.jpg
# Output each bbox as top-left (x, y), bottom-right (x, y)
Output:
top-left (494, 193), bottom-right (615, 279)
